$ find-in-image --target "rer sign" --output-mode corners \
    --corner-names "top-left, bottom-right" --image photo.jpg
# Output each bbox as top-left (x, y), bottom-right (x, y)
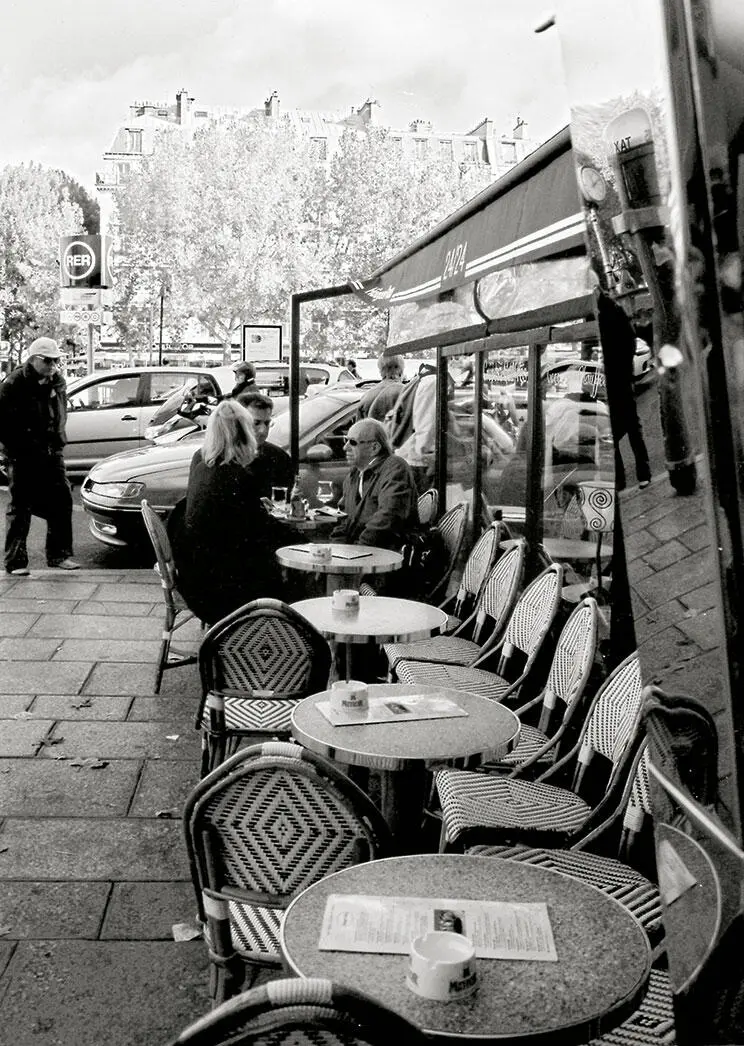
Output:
top-left (59, 235), bottom-right (114, 289)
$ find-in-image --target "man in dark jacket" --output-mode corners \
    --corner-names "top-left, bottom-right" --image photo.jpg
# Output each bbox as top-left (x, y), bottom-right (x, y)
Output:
top-left (235, 389), bottom-right (294, 497)
top-left (331, 419), bottom-right (418, 549)
top-left (229, 361), bottom-right (256, 398)
top-left (0, 337), bottom-right (78, 575)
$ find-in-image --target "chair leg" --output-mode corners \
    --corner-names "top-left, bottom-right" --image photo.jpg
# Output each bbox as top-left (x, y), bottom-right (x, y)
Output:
top-left (153, 634), bottom-right (170, 694)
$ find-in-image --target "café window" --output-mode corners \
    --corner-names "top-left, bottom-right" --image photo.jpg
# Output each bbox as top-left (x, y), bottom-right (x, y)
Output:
top-left (414, 138), bottom-right (429, 159)
top-left (439, 139), bottom-right (454, 160)
top-left (128, 129), bottom-right (143, 153)
top-left (462, 141), bottom-right (478, 163)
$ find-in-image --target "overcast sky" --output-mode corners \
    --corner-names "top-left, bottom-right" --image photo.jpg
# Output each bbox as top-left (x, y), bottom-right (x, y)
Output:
top-left (1, 0), bottom-right (570, 189)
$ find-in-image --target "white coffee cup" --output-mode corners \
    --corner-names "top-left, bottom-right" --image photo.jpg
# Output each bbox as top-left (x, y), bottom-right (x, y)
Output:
top-left (310, 543), bottom-right (332, 565)
top-left (332, 588), bottom-right (360, 612)
top-left (406, 930), bottom-right (477, 1002)
top-left (330, 679), bottom-right (369, 716)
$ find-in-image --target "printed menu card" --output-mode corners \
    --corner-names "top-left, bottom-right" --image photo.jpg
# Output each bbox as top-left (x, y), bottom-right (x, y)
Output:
top-left (318, 894), bottom-right (557, 961)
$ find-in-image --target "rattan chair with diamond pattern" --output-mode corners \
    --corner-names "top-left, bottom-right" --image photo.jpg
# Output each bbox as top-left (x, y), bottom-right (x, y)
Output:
top-left (480, 596), bottom-right (600, 777)
top-left (183, 742), bottom-right (393, 1004)
top-left (394, 563), bottom-right (564, 704)
top-left (196, 598), bottom-right (332, 777)
top-left (436, 650), bottom-right (644, 851)
top-left (384, 540), bottom-right (525, 677)
top-left (167, 977), bottom-right (426, 1045)
top-left (140, 498), bottom-right (198, 693)
top-left (423, 500), bottom-right (469, 604)
top-left (416, 487), bottom-right (439, 526)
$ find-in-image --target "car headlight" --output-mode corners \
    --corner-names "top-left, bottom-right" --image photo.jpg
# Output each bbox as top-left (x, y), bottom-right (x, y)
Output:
top-left (87, 481), bottom-right (145, 500)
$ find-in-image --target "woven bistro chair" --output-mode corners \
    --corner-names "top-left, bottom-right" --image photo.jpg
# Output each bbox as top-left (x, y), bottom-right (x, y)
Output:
top-left (384, 541), bottom-right (525, 676)
top-left (140, 498), bottom-right (198, 693)
top-left (394, 563), bottom-right (563, 704)
top-left (166, 978), bottom-right (426, 1046)
top-left (196, 598), bottom-right (332, 777)
top-left (424, 501), bottom-right (468, 604)
top-left (433, 519), bottom-right (505, 630)
top-left (482, 596), bottom-right (600, 776)
top-left (436, 650), bottom-right (644, 851)
top-left (183, 742), bottom-right (392, 1004)
top-left (416, 487), bottom-right (439, 526)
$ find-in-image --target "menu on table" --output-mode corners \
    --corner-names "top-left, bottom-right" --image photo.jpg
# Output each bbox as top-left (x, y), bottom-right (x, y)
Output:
top-left (317, 694), bottom-right (469, 727)
top-left (318, 894), bottom-right (557, 961)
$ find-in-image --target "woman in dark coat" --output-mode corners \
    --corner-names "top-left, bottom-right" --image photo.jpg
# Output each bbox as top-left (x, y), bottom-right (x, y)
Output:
top-left (172, 399), bottom-right (295, 624)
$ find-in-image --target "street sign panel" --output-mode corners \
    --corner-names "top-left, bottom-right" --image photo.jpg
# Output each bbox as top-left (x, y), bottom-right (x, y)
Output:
top-left (60, 309), bottom-right (113, 327)
top-left (60, 288), bottom-right (102, 307)
top-left (59, 235), bottom-right (114, 288)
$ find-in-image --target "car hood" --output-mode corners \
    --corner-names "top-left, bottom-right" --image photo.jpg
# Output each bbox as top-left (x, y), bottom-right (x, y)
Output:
top-left (86, 434), bottom-right (205, 481)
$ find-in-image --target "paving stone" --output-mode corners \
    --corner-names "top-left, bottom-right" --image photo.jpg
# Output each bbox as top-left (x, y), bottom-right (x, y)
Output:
top-left (624, 528), bottom-right (659, 559)
top-left (0, 661), bottom-right (92, 695)
top-left (679, 523), bottom-right (712, 553)
top-left (52, 638), bottom-right (161, 662)
top-left (675, 608), bottom-right (722, 651)
top-left (0, 940), bottom-right (209, 1045)
top-left (92, 582), bottom-right (170, 602)
top-left (0, 720), bottom-right (54, 756)
top-left (0, 882), bottom-right (110, 938)
top-left (642, 539), bottom-right (689, 573)
top-left (101, 882), bottom-right (196, 940)
top-left (0, 758), bottom-right (141, 816)
top-left (631, 599), bottom-right (688, 642)
top-left (129, 761), bottom-right (199, 817)
top-left (0, 638), bottom-right (62, 661)
top-left (0, 819), bottom-right (186, 879)
top-left (72, 601), bottom-right (159, 617)
top-left (82, 662), bottom-right (157, 695)
top-left (37, 720), bottom-right (200, 760)
top-left (647, 505), bottom-right (707, 544)
top-left (679, 581), bottom-right (718, 612)
top-left (0, 941), bottom-right (15, 977)
top-left (159, 662), bottom-right (201, 698)
top-left (0, 614), bottom-right (39, 637)
top-left (633, 548), bottom-right (713, 609)
top-left (0, 695), bottom-right (32, 716)
top-left (29, 694), bottom-right (133, 721)
top-left (5, 580), bottom-right (98, 600)
top-left (128, 695), bottom-right (198, 721)
top-left (0, 599), bottom-right (78, 615)
top-left (30, 614), bottom-right (162, 640)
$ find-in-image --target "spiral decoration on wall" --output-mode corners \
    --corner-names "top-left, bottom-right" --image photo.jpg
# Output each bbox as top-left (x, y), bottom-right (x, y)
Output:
top-left (578, 481), bottom-right (615, 533)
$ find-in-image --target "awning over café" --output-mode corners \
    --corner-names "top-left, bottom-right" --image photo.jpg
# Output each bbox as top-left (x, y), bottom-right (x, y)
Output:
top-left (351, 126), bottom-right (585, 308)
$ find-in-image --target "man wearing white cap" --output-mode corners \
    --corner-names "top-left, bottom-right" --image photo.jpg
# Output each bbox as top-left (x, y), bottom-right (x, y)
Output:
top-left (0, 337), bottom-right (78, 575)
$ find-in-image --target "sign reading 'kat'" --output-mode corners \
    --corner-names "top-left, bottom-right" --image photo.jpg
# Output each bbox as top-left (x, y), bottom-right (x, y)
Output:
top-left (59, 235), bottom-right (115, 289)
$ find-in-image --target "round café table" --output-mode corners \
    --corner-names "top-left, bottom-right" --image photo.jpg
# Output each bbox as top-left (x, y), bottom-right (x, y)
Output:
top-left (291, 596), bottom-right (448, 682)
top-left (280, 854), bottom-right (652, 1045)
top-left (291, 683), bottom-right (520, 852)
top-left (277, 543), bottom-right (402, 595)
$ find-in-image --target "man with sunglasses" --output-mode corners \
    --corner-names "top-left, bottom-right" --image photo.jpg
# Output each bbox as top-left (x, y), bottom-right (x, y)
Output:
top-left (0, 337), bottom-right (78, 575)
top-left (330, 419), bottom-right (418, 551)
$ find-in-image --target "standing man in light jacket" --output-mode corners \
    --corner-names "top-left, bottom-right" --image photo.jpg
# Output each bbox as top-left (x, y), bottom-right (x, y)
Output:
top-left (331, 419), bottom-right (418, 550)
top-left (0, 337), bottom-right (78, 576)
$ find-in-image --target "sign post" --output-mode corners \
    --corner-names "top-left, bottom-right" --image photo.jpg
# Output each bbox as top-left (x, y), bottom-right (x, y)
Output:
top-left (59, 235), bottom-right (114, 375)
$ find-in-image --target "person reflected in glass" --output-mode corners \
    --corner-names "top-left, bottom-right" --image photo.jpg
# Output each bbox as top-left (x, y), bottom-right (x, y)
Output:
top-left (171, 399), bottom-right (297, 624)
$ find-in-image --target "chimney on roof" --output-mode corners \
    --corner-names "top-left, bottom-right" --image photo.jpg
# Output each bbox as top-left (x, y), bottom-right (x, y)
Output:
top-left (265, 90), bottom-right (280, 117)
top-left (513, 116), bottom-right (527, 139)
top-left (176, 88), bottom-right (193, 126)
top-left (357, 99), bottom-right (379, 125)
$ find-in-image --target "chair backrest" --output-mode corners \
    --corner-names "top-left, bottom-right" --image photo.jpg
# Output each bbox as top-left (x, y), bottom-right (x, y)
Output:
top-left (451, 523), bottom-right (501, 618)
top-left (167, 977), bottom-right (426, 1045)
top-left (416, 488), bottom-right (439, 526)
top-left (425, 501), bottom-right (468, 602)
top-left (475, 563), bottom-right (563, 685)
top-left (141, 498), bottom-right (177, 594)
top-left (184, 742), bottom-right (392, 914)
top-left (468, 541), bottom-right (526, 652)
top-left (198, 597), bottom-right (332, 708)
top-left (641, 685), bottom-right (719, 807)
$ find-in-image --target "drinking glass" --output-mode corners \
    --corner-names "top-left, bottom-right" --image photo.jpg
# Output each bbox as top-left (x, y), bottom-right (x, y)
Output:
top-left (317, 480), bottom-right (334, 506)
top-left (271, 486), bottom-right (288, 512)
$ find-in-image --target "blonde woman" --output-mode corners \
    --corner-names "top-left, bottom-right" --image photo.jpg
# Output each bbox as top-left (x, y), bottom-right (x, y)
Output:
top-left (172, 399), bottom-right (295, 624)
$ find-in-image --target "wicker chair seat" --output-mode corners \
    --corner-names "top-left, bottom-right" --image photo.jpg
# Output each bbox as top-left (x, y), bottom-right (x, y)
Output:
top-left (201, 693), bottom-right (303, 735)
top-left (489, 724), bottom-right (551, 768)
top-left (228, 901), bottom-right (283, 961)
top-left (437, 770), bottom-right (591, 845)
top-left (589, 969), bottom-right (675, 1044)
top-left (467, 844), bottom-right (662, 938)
top-left (395, 660), bottom-right (510, 701)
top-left (383, 635), bottom-right (482, 670)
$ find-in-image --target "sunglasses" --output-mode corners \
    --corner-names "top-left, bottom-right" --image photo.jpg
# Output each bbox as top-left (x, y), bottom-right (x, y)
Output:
top-left (344, 437), bottom-right (378, 447)
top-left (41, 357), bottom-right (59, 365)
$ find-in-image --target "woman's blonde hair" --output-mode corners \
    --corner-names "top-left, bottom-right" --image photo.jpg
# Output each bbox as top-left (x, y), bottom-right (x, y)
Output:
top-left (201, 399), bottom-right (257, 468)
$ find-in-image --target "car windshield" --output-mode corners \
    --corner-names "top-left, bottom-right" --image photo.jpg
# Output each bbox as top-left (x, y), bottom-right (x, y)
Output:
top-left (269, 394), bottom-right (353, 448)
top-left (148, 381), bottom-right (198, 427)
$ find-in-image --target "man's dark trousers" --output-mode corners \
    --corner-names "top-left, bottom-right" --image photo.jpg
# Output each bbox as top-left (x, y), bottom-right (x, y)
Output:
top-left (5, 452), bottom-right (73, 571)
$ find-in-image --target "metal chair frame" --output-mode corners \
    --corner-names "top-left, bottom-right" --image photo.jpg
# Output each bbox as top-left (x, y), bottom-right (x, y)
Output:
top-left (196, 597), bottom-right (332, 776)
top-left (424, 501), bottom-right (469, 604)
top-left (140, 498), bottom-right (198, 693)
top-left (183, 742), bottom-right (392, 1004)
top-left (416, 487), bottom-right (439, 526)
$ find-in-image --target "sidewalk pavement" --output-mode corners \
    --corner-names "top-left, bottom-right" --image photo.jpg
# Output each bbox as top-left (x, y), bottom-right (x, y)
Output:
top-left (0, 566), bottom-right (217, 1045)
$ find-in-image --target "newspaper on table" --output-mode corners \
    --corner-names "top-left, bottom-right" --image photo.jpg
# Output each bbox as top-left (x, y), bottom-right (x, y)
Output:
top-left (317, 694), bottom-right (469, 727)
top-left (318, 894), bottom-right (557, 961)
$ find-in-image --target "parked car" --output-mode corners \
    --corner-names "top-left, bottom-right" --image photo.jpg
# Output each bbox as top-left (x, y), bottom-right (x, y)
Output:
top-left (81, 387), bottom-right (514, 548)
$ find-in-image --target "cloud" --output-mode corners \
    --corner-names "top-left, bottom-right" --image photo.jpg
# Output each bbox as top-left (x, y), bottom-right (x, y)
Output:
top-left (1, 0), bottom-right (569, 186)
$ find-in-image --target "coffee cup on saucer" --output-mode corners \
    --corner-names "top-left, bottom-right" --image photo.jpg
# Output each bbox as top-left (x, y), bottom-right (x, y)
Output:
top-left (332, 588), bottom-right (359, 612)
top-left (406, 930), bottom-right (477, 1001)
top-left (310, 543), bottom-right (332, 565)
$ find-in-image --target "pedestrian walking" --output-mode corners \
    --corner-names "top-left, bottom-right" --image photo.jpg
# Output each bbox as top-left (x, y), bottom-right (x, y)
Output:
top-left (0, 336), bottom-right (78, 575)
